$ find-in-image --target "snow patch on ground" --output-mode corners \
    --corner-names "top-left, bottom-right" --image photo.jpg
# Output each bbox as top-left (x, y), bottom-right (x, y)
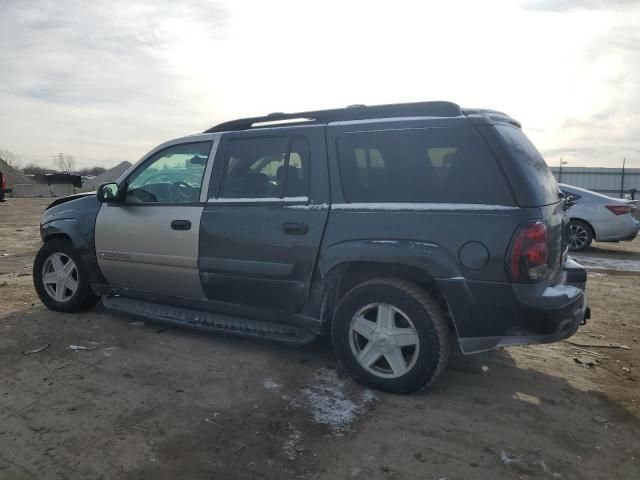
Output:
top-left (572, 255), bottom-right (640, 273)
top-left (542, 284), bottom-right (581, 297)
top-left (282, 425), bottom-right (304, 460)
top-left (499, 450), bottom-right (520, 465)
top-left (587, 272), bottom-right (608, 278)
top-left (263, 378), bottom-right (282, 391)
top-left (361, 389), bottom-right (378, 403)
top-left (499, 450), bottom-right (562, 477)
top-left (298, 368), bottom-right (376, 433)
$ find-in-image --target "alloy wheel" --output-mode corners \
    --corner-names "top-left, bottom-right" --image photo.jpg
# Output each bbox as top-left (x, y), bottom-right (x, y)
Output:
top-left (568, 223), bottom-right (589, 250)
top-left (42, 252), bottom-right (79, 302)
top-left (348, 303), bottom-right (420, 379)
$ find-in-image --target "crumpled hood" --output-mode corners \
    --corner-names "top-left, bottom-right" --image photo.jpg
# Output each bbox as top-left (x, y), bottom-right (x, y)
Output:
top-left (44, 191), bottom-right (96, 211)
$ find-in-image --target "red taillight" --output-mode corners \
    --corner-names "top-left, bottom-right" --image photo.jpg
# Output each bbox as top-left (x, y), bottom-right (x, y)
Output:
top-left (507, 221), bottom-right (549, 282)
top-left (605, 205), bottom-right (632, 216)
top-left (1, 173), bottom-right (6, 189)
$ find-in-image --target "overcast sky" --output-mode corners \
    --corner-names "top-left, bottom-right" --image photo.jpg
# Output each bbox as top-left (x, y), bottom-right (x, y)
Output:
top-left (1, 0), bottom-right (639, 169)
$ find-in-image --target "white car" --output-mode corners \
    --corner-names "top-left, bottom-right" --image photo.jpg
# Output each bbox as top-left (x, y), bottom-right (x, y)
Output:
top-left (560, 183), bottom-right (639, 251)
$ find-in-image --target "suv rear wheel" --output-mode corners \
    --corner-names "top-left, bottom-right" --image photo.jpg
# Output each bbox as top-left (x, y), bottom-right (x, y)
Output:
top-left (331, 278), bottom-right (450, 393)
top-left (33, 238), bottom-right (99, 312)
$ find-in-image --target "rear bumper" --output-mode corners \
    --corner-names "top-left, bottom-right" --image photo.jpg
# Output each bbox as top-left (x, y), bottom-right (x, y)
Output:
top-left (438, 259), bottom-right (589, 354)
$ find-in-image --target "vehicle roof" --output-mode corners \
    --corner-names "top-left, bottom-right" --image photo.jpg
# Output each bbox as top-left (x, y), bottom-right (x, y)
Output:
top-left (127, 103), bottom-right (522, 183)
top-left (559, 183), bottom-right (632, 203)
top-left (203, 101), bottom-right (521, 134)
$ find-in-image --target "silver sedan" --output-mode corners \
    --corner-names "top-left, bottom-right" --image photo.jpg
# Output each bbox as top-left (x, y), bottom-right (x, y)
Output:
top-left (560, 183), bottom-right (639, 251)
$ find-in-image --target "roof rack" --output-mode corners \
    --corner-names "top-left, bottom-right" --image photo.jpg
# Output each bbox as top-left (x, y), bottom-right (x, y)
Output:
top-left (204, 101), bottom-right (462, 133)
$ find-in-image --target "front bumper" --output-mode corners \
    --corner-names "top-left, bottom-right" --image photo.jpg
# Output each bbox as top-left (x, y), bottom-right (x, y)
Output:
top-left (438, 259), bottom-right (589, 354)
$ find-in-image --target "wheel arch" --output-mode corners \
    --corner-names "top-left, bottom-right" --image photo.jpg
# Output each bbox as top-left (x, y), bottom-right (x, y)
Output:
top-left (42, 231), bottom-right (72, 245)
top-left (41, 219), bottom-right (85, 251)
top-left (313, 240), bottom-right (462, 334)
top-left (40, 219), bottom-right (106, 285)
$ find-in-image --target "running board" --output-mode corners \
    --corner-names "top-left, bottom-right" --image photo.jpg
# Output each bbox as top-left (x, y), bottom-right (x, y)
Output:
top-left (101, 296), bottom-right (317, 345)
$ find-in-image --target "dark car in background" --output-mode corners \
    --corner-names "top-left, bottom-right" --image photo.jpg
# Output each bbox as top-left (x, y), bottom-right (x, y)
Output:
top-left (32, 101), bottom-right (589, 393)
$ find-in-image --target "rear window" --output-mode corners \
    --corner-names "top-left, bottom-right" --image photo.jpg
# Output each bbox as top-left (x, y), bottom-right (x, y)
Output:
top-left (494, 125), bottom-right (558, 205)
top-left (336, 127), bottom-right (514, 205)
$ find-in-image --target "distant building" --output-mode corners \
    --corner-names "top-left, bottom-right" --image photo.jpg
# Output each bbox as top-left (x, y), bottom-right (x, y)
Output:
top-left (43, 173), bottom-right (82, 188)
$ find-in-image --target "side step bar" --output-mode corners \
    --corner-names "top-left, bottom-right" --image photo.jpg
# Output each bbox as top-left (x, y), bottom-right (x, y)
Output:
top-left (101, 296), bottom-right (317, 345)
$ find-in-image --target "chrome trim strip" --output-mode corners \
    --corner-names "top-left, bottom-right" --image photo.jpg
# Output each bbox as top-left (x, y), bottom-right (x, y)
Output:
top-left (207, 196), bottom-right (309, 204)
top-left (331, 203), bottom-right (519, 211)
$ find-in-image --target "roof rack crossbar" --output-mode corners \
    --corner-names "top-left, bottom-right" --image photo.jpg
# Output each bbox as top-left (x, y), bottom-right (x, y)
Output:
top-left (204, 101), bottom-right (462, 133)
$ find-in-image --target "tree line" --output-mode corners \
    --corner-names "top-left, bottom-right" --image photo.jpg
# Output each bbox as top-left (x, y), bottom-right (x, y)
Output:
top-left (21, 163), bottom-right (107, 177)
top-left (1, 148), bottom-right (107, 177)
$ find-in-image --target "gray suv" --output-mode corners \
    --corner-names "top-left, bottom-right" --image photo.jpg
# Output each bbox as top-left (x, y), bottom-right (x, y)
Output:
top-left (33, 101), bottom-right (589, 393)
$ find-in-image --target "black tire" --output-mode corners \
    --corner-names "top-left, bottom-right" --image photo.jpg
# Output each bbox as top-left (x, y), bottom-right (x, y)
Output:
top-left (33, 238), bottom-right (99, 312)
top-left (331, 278), bottom-right (451, 394)
top-left (568, 219), bottom-right (593, 252)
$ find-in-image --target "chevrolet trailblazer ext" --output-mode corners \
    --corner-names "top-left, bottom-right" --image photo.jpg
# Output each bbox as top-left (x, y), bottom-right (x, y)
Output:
top-left (33, 102), bottom-right (589, 393)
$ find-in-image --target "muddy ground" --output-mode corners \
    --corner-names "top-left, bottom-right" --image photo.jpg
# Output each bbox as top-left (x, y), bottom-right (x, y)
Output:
top-left (1, 198), bottom-right (639, 479)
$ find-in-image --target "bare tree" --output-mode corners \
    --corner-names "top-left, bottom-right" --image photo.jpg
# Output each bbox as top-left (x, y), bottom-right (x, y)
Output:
top-left (0, 148), bottom-right (22, 170)
top-left (54, 153), bottom-right (76, 174)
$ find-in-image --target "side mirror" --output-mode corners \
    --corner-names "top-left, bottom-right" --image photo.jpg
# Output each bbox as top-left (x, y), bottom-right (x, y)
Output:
top-left (97, 182), bottom-right (123, 203)
top-left (563, 194), bottom-right (577, 211)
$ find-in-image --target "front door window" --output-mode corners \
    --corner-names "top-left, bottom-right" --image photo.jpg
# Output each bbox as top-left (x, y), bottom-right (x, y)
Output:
top-left (126, 142), bottom-right (212, 204)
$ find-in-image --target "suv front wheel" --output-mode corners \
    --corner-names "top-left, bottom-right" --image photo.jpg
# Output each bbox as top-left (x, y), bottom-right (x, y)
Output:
top-left (331, 278), bottom-right (451, 394)
top-left (33, 238), bottom-right (99, 312)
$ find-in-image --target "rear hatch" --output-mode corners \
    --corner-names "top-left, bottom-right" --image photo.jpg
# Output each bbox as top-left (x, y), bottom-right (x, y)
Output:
top-left (477, 123), bottom-right (565, 282)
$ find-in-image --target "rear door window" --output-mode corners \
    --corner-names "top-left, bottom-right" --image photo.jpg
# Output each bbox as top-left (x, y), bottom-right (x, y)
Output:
top-left (218, 136), bottom-right (310, 199)
top-left (336, 127), bottom-right (514, 205)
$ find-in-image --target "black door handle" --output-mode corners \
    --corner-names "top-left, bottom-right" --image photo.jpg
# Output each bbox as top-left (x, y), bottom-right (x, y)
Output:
top-left (283, 222), bottom-right (308, 235)
top-left (171, 219), bottom-right (191, 231)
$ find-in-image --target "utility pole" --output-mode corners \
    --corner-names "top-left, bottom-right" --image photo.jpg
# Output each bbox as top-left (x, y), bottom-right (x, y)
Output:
top-left (620, 157), bottom-right (626, 198)
top-left (558, 158), bottom-right (567, 183)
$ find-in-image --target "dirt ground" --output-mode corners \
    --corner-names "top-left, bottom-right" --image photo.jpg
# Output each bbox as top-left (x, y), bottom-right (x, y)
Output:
top-left (1, 198), bottom-right (639, 480)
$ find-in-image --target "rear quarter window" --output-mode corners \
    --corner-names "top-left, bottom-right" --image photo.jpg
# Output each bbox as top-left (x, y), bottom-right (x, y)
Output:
top-left (494, 125), bottom-right (559, 206)
top-left (336, 127), bottom-right (515, 205)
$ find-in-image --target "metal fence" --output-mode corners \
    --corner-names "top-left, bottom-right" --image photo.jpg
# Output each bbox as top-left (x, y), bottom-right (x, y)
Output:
top-left (549, 166), bottom-right (640, 199)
